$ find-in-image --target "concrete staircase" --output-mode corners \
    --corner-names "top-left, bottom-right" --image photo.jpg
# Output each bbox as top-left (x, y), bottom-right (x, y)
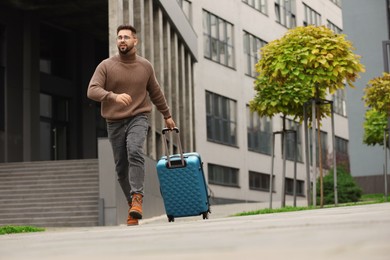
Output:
top-left (0, 159), bottom-right (100, 227)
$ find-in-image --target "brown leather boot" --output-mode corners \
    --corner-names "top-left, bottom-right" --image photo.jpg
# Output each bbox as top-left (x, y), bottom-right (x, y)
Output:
top-left (129, 193), bottom-right (143, 219)
top-left (127, 202), bottom-right (139, 226)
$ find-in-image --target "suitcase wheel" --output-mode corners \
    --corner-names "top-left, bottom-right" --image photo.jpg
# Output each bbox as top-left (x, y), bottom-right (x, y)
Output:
top-left (202, 212), bottom-right (209, 220)
top-left (168, 215), bottom-right (175, 222)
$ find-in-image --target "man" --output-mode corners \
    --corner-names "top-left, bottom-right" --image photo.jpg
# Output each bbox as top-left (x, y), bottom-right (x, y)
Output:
top-left (87, 24), bottom-right (176, 226)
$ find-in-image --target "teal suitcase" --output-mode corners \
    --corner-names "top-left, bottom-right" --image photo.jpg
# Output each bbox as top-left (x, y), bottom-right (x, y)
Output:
top-left (156, 128), bottom-right (210, 222)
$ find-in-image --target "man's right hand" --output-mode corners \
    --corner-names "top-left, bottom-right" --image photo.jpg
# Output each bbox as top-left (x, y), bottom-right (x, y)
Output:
top-left (115, 93), bottom-right (132, 106)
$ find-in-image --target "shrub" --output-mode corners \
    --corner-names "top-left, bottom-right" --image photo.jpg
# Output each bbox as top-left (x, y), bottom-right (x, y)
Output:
top-left (317, 166), bottom-right (362, 205)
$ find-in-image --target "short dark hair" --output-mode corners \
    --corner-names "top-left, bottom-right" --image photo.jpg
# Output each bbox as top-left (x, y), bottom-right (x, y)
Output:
top-left (117, 24), bottom-right (137, 35)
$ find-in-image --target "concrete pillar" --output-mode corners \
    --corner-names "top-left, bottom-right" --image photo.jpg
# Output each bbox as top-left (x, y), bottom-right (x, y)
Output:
top-left (123, 0), bottom-right (134, 25)
top-left (179, 44), bottom-right (187, 147)
top-left (133, 0), bottom-right (145, 56)
top-left (22, 14), bottom-right (40, 161)
top-left (171, 33), bottom-right (180, 139)
top-left (81, 34), bottom-right (98, 159)
top-left (187, 53), bottom-right (195, 151)
top-left (108, 0), bottom-right (124, 57)
top-left (5, 16), bottom-right (23, 162)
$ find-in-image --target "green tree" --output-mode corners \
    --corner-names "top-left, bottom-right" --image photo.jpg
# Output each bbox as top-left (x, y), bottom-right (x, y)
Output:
top-left (363, 72), bottom-right (390, 147)
top-left (250, 25), bottom-right (365, 207)
top-left (250, 25), bottom-right (364, 120)
top-left (363, 73), bottom-right (390, 112)
top-left (363, 109), bottom-right (388, 146)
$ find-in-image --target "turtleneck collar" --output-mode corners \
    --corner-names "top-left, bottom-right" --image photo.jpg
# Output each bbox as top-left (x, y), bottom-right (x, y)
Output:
top-left (118, 47), bottom-right (137, 63)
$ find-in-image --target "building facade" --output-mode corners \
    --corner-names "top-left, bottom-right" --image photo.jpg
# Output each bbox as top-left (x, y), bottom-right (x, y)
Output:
top-left (186, 0), bottom-right (346, 204)
top-left (0, 0), bottom-right (348, 206)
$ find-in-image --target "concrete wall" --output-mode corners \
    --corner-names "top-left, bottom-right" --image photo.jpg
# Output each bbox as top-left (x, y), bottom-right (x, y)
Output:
top-left (98, 138), bottom-right (165, 226)
top-left (354, 175), bottom-right (390, 194)
top-left (343, 0), bottom-right (389, 177)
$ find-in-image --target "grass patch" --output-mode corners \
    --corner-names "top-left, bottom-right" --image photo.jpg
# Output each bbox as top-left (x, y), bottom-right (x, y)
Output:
top-left (233, 193), bottom-right (389, 217)
top-left (0, 225), bottom-right (45, 235)
top-left (234, 206), bottom-right (316, 216)
top-left (361, 193), bottom-right (390, 202)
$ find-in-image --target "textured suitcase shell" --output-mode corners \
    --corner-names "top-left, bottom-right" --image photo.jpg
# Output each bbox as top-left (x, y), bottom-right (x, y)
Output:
top-left (156, 152), bottom-right (210, 221)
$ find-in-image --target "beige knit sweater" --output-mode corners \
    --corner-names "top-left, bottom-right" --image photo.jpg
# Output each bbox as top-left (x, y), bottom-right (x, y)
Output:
top-left (87, 48), bottom-right (171, 121)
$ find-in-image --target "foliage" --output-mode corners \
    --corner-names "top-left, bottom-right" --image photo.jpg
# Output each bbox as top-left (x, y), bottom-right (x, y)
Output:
top-left (316, 166), bottom-right (362, 205)
top-left (0, 225), bottom-right (45, 235)
top-left (362, 73), bottom-right (390, 148)
top-left (363, 72), bottom-right (390, 113)
top-left (250, 25), bottom-right (365, 121)
top-left (363, 108), bottom-right (389, 146)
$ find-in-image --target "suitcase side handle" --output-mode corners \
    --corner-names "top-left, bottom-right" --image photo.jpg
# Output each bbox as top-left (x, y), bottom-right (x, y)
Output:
top-left (162, 127), bottom-right (185, 168)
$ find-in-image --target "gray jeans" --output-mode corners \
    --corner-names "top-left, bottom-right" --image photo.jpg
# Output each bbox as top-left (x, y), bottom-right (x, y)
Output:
top-left (107, 114), bottom-right (149, 203)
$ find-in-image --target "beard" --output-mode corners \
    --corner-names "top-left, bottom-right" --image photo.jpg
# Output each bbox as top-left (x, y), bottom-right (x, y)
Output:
top-left (118, 45), bottom-right (130, 54)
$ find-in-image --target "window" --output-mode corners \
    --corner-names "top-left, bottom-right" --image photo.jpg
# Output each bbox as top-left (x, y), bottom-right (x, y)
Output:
top-left (247, 106), bottom-right (272, 154)
top-left (335, 136), bottom-right (348, 156)
top-left (309, 130), bottom-right (328, 168)
top-left (335, 136), bottom-right (349, 170)
top-left (284, 119), bottom-right (302, 161)
top-left (206, 91), bottom-right (237, 146)
top-left (243, 31), bottom-right (267, 77)
top-left (275, 0), bottom-right (296, 28)
top-left (203, 10), bottom-right (235, 68)
top-left (285, 178), bottom-right (305, 196)
top-left (177, 0), bottom-right (192, 23)
top-left (327, 20), bottom-right (342, 34)
top-left (40, 24), bottom-right (72, 79)
top-left (208, 163), bottom-right (239, 187)
top-left (303, 3), bottom-right (321, 26)
top-left (333, 89), bottom-right (347, 116)
top-left (249, 171), bottom-right (273, 191)
top-left (242, 0), bottom-right (268, 14)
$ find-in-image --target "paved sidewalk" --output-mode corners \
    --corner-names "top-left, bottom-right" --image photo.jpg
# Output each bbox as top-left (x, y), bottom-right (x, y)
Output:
top-left (141, 199), bottom-right (308, 224)
top-left (1, 202), bottom-right (389, 260)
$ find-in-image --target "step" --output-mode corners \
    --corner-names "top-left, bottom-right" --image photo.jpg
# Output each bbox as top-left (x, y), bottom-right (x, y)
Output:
top-left (0, 181), bottom-right (98, 191)
top-left (0, 204), bottom-right (98, 215)
top-left (0, 159), bottom-right (98, 168)
top-left (0, 174), bottom-right (98, 184)
top-left (0, 215), bottom-right (99, 227)
top-left (0, 196), bottom-right (99, 206)
top-left (0, 192), bottom-right (99, 202)
top-left (0, 168), bottom-right (98, 176)
top-left (0, 199), bottom-right (98, 208)
top-left (0, 159), bottom-right (100, 227)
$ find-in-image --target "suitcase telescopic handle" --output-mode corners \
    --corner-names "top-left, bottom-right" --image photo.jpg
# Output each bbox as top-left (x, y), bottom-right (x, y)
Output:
top-left (162, 127), bottom-right (185, 168)
top-left (162, 127), bottom-right (179, 134)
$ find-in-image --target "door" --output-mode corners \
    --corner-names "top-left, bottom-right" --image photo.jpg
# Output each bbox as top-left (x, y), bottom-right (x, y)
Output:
top-left (39, 93), bottom-right (69, 160)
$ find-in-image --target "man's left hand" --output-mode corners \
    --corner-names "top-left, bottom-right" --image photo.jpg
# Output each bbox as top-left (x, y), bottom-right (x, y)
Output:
top-left (165, 118), bottom-right (176, 129)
